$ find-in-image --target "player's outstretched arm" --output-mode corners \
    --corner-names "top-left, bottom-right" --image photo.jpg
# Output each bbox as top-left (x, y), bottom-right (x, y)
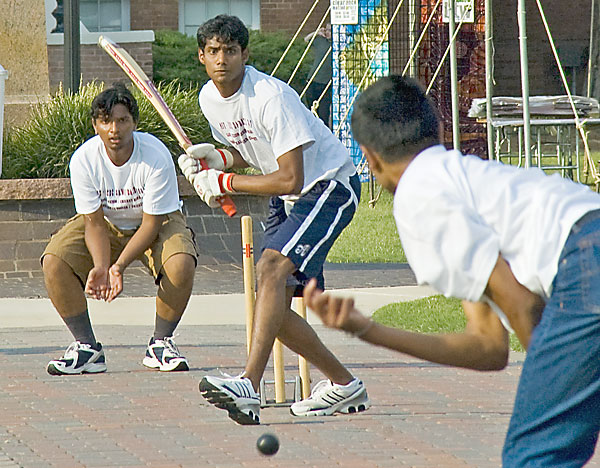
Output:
top-left (304, 279), bottom-right (510, 371)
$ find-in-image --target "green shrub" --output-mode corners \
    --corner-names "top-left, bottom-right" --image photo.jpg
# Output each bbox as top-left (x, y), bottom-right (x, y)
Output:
top-left (153, 29), bottom-right (313, 93)
top-left (153, 30), bottom-right (210, 87)
top-left (2, 81), bottom-right (214, 179)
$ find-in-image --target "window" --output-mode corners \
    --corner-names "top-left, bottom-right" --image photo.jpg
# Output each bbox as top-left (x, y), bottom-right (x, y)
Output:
top-left (180, 0), bottom-right (259, 36)
top-left (80, 0), bottom-right (130, 32)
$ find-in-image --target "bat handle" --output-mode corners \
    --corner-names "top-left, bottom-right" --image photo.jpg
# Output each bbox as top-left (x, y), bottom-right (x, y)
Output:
top-left (217, 195), bottom-right (238, 217)
top-left (181, 142), bottom-right (237, 217)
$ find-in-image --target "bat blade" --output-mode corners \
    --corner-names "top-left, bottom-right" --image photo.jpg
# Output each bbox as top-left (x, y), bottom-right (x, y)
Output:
top-left (98, 35), bottom-right (237, 217)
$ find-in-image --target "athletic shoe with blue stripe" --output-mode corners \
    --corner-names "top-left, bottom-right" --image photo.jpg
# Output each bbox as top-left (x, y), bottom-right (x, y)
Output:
top-left (142, 337), bottom-right (189, 372)
top-left (290, 378), bottom-right (371, 417)
top-left (47, 341), bottom-right (107, 375)
top-left (199, 374), bottom-right (261, 425)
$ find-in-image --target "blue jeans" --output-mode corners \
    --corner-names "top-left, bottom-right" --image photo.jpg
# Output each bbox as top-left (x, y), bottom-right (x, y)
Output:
top-left (503, 209), bottom-right (600, 467)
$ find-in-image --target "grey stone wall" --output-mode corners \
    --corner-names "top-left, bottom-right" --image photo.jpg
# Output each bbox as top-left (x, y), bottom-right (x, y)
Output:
top-left (0, 177), bottom-right (269, 279)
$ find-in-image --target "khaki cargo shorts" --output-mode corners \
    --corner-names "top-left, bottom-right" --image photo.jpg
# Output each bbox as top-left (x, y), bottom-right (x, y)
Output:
top-left (41, 210), bottom-right (198, 286)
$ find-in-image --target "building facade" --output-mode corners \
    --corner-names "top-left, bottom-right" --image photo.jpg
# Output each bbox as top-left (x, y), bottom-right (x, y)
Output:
top-left (45, 0), bottom-right (329, 91)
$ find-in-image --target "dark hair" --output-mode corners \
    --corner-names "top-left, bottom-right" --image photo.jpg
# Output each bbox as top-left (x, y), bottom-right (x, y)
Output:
top-left (197, 15), bottom-right (249, 50)
top-left (91, 83), bottom-right (139, 123)
top-left (351, 76), bottom-right (440, 162)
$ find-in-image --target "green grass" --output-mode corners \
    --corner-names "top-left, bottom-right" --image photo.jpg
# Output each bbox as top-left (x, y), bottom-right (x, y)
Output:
top-left (327, 183), bottom-right (406, 263)
top-left (372, 295), bottom-right (525, 352)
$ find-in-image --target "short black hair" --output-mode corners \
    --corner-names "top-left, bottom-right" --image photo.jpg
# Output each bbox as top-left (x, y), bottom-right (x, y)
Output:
top-left (351, 76), bottom-right (440, 162)
top-left (91, 83), bottom-right (139, 123)
top-left (197, 15), bottom-right (249, 50)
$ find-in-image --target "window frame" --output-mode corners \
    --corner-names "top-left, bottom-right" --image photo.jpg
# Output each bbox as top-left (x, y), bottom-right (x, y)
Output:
top-left (80, 0), bottom-right (131, 32)
top-left (178, 0), bottom-right (260, 36)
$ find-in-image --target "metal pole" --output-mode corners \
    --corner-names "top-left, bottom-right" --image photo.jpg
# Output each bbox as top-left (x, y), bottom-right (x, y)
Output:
top-left (587, 0), bottom-right (598, 97)
top-left (484, 0), bottom-right (494, 160)
top-left (517, 0), bottom-right (532, 168)
top-left (408, 0), bottom-right (417, 77)
top-left (63, 0), bottom-right (81, 93)
top-left (448, 0), bottom-right (460, 150)
top-left (0, 65), bottom-right (7, 177)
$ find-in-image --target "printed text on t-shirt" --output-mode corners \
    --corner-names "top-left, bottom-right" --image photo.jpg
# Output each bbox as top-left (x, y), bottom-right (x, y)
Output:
top-left (97, 186), bottom-right (144, 212)
top-left (218, 118), bottom-right (258, 146)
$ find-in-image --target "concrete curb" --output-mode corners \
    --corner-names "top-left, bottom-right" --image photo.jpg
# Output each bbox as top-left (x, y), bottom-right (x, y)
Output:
top-left (0, 285), bottom-right (437, 328)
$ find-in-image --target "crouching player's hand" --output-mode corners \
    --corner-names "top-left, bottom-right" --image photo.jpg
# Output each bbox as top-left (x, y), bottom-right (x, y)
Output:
top-left (106, 263), bottom-right (123, 302)
top-left (191, 169), bottom-right (234, 208)
top-left (85, 266), bottom-right (110, 301)
top-left (303, 278), bottom-right (372, 336)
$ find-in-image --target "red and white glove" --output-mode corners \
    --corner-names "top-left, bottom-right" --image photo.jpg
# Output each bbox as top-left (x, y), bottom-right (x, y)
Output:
top-left (186, 143), bottom-right (234, 171)
top-left (191, 168), bottom-right (235, 208)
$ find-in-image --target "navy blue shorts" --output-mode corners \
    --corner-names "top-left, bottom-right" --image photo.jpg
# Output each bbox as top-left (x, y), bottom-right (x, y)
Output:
top-left (262, 174), bottom-right (361, 295)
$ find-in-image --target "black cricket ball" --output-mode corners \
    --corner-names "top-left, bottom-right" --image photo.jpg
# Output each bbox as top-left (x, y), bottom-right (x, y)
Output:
top-left (256, 432), bottom-right (279, 456)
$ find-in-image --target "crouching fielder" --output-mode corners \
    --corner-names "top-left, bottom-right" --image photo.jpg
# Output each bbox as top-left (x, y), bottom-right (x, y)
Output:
top-left (306, 75), bottom-right (600, 468)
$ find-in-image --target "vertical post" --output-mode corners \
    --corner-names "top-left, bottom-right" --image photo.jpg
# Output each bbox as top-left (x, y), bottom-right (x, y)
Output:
top-left (241, 216), bottom-right (255, 355)
top-left (448, 0), bottom-right (461, 150)
top-left (408, 0), bottom-right (417, 77)
top-left (0, 65), bottom-right (7, 177)
top-left (273, 339), bottom-right (286, 403)
top-left (517, 0), bottom-right (532, 168)
top-left (63, 0), bottom-right (80, 93)
top-left (587, 0), bottom-right (599, 98)
top-left (484, 0), bottom-right (495, 160)
top-left (294, 297), bottom-right (312, 399)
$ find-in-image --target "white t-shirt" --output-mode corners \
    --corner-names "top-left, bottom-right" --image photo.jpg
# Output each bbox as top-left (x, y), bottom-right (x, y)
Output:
top-left (394, 145), bottom-right (600, 302)
top-left (199, 66), bottom-right (356, 201)
top-left (69, 132), bottom-right (181, 230)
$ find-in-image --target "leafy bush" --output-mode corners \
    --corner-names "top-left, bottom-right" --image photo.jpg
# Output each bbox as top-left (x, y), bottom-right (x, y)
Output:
top-left (153, 29), bottom-right (314, 93)
top-left (2, 81), bottom-right (214, 179)
top-left (153, 30), bottom-right (210, 87)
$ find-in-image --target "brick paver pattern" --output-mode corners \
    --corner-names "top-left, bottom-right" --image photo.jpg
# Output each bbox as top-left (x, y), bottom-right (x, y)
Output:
top-left (1, 264), bottom-right (599, 467)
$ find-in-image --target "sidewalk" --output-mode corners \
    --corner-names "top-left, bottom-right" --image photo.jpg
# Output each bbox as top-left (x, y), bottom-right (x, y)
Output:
top-left (0, 264), bottom-right (598, 467)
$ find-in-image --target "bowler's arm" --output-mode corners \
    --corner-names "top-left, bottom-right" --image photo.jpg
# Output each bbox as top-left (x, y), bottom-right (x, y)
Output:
top-left (485, 255), bottom-right (545, 349)
top-left (363, 300), bottom-right (509, 370)
top-left (303, 279), bottom-right (510, 371)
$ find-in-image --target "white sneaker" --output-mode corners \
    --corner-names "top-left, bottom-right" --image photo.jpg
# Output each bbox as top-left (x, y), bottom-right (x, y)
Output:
top-left (290, 378), bottom-right (371, 417)
top-left (143, 337), bottom-right (189, 372)
top-left (47, 341), bottom-right (107, 375)
top-left (199, 374), bottom-right (261, 425)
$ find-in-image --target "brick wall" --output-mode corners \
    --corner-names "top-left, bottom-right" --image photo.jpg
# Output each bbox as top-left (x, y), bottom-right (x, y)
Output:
top-left (261, 0), bottom-right (330, 34)
top-left (130, 0), bottom-right (179, 31)
top-left (0, 178), bottom-right (269, 279)
top-left (48, 42), bottom-right (153, 93)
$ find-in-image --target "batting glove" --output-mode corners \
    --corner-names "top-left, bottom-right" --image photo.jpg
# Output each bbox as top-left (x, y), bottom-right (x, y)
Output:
top-left (186, 143), bottom-right (234, 171)
top-left (191, 169), bottom-right (234, 208)
top-left (178, 153), bottom-right (199, 183)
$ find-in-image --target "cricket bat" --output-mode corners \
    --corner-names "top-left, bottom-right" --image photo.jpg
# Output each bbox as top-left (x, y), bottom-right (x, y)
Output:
top-left (98, 35), bottom-right (237, 217)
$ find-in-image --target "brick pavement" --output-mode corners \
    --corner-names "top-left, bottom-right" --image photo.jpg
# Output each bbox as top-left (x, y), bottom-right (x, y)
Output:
top-left (1, 326), bottom-right (599, 467)
top-left (1, 265), bottom-right (600, 467)
top-left (0, 325), bottom-right (513, 468)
